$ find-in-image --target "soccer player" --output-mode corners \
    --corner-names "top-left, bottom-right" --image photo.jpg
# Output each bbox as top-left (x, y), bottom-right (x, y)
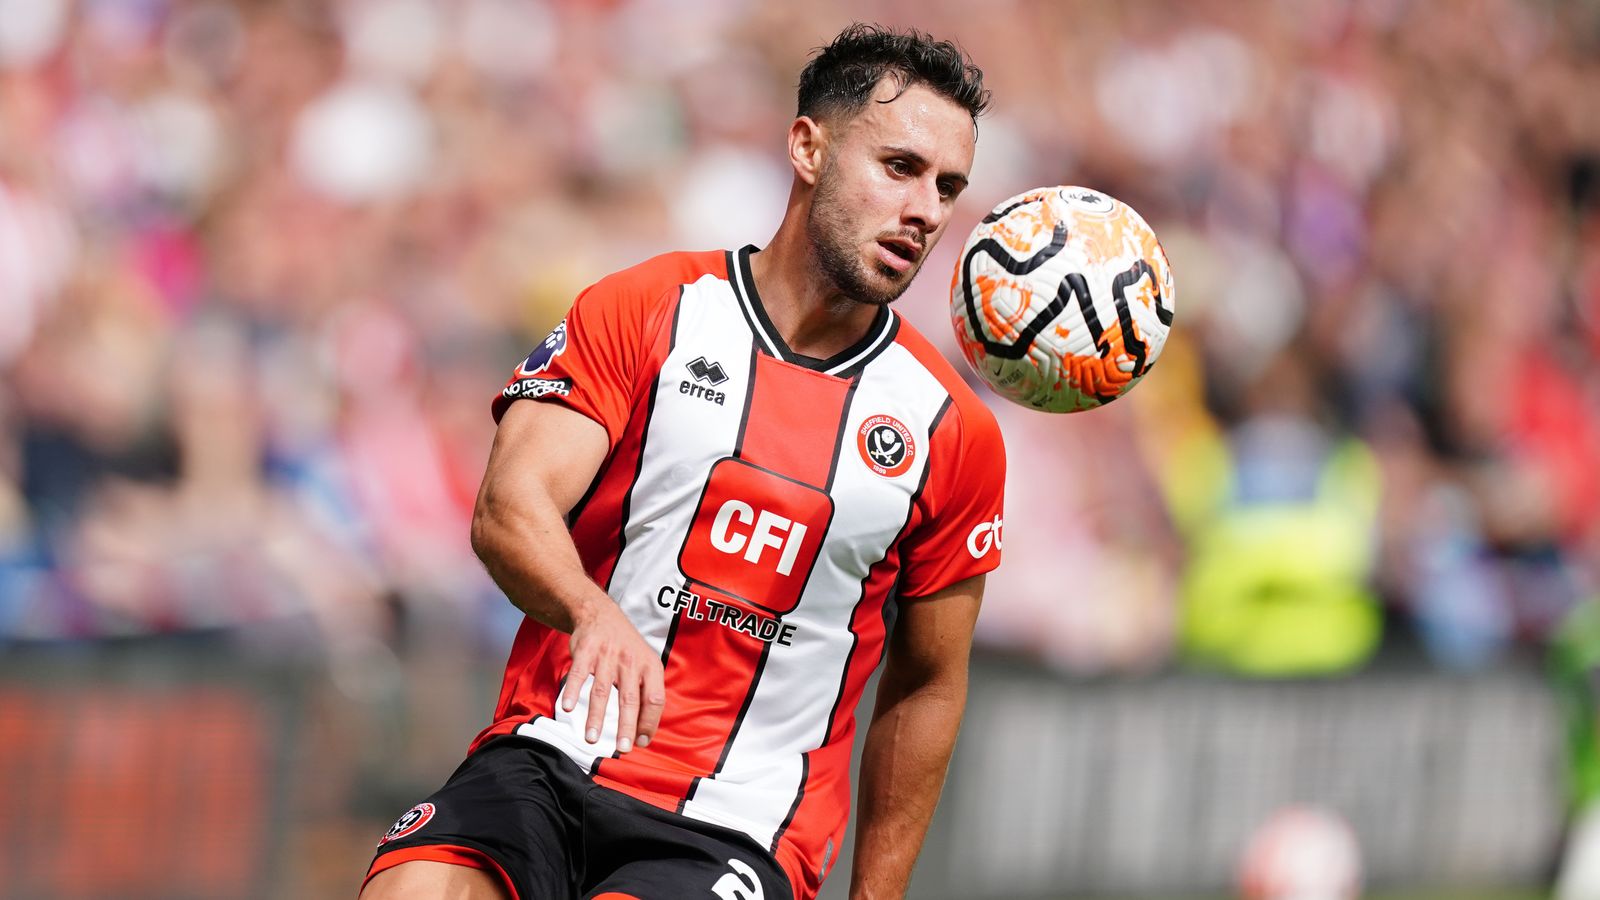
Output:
top-left (362, 24), bottom-right (1004, 900)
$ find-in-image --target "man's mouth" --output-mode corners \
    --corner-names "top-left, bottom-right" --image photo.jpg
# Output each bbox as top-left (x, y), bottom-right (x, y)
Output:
top-left (875, 238), bottom-right (921, 273)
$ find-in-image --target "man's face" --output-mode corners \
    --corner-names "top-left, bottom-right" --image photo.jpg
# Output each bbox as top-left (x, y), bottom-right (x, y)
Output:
top-left (806, 78), bottom-right (977, 306)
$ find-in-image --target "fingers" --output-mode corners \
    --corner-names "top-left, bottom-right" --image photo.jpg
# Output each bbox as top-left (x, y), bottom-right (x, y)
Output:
top-left (559, 637), bottom-right (592, 715)
top-left (563, 621), bottom-right (665, 754)
top-left (636, 663), bottom-right (666, 749)
top-left (614, 670), bottom-right (640, 754)
top-left (608, 654), bottom-right (666, 753)
top-left (585, 656), bottom-right (614, 745)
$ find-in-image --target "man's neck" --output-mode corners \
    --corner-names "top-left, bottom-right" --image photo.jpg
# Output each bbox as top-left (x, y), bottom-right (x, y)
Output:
top-left (747, 223), bottom-right (882, 362)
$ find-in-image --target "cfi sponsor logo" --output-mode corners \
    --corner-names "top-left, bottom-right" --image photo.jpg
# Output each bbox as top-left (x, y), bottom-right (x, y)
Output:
top-left (516, 320), bottom-right (568, 377)
top-left (966, 515), bottom-right (1003, 559)
top-left (379, 802), bottom-right (436, 846)
top-left (503, 376), bottom-right (572, 399)
top-left (857, 414), bottom-right (915, 478)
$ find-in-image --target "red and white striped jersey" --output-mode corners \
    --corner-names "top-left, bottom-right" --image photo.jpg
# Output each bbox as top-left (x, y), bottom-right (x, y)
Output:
top-left (477, 246), bottom-right (1006, 899)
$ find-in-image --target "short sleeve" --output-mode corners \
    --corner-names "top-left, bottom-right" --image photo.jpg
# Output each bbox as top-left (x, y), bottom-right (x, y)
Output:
top-left (897, 400), bottom-right (1008, 598)
top-left (491, 273), bottom-right (672, 446)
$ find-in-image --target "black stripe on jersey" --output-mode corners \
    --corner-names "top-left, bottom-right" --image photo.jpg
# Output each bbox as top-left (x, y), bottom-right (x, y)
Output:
top-left (770, 751), bottom-right (809, 856)
top-left (688, 356), bottom-right (860, 809)
top-left (657, 602), bottom-right (684, 667)
top-left (769, 393), bottom-right (952, 854)
top-left (825, 311), bottom-right (899, 380)
top-left (730, 342), bottom-right (761, 460)
top-left (565, 467), bottom-right (604, 530)
top-left (822, 375), bottom-right (862, 492)
top-left (684, 637), bottom-right (776, 807)
top-left (732, 245), bottom-right (898, 377)
top-left (603, 288), bottom-right (685, 592)
top-left (727, 248), bottom-right (780, 359)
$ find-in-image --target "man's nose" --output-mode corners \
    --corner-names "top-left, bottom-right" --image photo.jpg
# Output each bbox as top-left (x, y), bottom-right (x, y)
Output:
top-left (902, 177), bottom-right (945, 235)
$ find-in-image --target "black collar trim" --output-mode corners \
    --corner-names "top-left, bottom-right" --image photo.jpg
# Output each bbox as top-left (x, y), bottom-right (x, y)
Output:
top-left (727, 245), bottom-right (898, 377)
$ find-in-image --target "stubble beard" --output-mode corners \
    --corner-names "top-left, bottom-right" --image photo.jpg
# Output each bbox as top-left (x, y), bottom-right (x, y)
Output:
top-left (805, 166), bottom-right (917, 308)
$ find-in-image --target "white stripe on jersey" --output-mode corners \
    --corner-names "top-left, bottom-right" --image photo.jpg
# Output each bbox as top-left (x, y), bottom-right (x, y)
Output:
top-left (527, 271), bottom-right (756, 772)
top-left (678, 341), bottom-right (949, 844)
top-left (822, 309), bottom-right (899, 376)
top-left (727, 254), bottom-right (782, 360)
top-left (520, 266), bottom-right (959, 852)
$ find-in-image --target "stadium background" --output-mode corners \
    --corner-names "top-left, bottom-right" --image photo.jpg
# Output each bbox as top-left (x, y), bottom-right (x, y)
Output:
top-left (0, 0), bottom-right (1596, 897)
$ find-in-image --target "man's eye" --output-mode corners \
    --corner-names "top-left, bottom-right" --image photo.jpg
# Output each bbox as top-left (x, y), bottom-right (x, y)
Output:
top-left (888, 159), bottom-right (910, 176)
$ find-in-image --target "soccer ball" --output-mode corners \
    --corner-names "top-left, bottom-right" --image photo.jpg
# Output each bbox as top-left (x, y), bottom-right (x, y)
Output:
top-left (1237, 806), bottom-right (1363, 900)
top-left (949, 186), bottom-right (1175, 413)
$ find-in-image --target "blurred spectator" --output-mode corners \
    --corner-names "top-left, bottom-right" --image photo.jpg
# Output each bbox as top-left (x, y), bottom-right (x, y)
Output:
top-left (0, 0), bottom-right (1594, 681)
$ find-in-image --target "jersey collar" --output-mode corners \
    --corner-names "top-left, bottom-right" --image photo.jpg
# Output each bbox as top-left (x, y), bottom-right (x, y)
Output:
top-left (727, 245), bottom-right (899, 378)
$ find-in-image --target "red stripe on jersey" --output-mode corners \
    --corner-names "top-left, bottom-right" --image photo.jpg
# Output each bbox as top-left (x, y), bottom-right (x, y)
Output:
top-left (572, 305), bottom-right (677, 591)
top-left (594, 355), bottom-right (854, 810)
top-left (770, 396), bottom-right (952, 896)
top-left (594, 583), bottom-right (762, 806)
top-left (768, 549), bottom-right (901, 892)
top-left (736, 357), bottom-right (854, 485)
top-left (470, 283), bottom-right (687, 756)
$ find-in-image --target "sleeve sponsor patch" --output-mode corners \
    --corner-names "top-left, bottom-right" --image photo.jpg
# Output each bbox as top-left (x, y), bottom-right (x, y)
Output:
top-left (502, 376), bottom-right (573, 400)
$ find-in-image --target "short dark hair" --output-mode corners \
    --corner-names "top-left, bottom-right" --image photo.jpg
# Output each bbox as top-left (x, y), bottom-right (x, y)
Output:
top-left (797, 24), bottom-right (990, 126)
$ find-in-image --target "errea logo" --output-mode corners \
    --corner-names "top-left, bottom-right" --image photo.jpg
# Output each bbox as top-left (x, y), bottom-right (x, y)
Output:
top-left (688, 356), bottom-right (728, 385)
top-left (967, 515), bottom-right (1003, 559)
top-left (680, 355), bottom-right (729, 405)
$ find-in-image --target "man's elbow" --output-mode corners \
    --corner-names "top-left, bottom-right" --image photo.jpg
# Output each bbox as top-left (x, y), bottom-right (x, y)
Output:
top-left (469, 494), bottom-right (506, 569)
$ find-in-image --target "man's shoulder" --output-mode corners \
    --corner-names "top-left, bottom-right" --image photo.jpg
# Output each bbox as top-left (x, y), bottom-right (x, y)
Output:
top-left (589, 249), bottom-right (729, 303)
top-left (890, 316), bottom-right (1003, 448)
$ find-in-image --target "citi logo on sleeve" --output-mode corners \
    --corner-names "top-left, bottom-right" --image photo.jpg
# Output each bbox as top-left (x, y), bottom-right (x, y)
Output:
top-left (967, 515), bottom-right (1003, 559)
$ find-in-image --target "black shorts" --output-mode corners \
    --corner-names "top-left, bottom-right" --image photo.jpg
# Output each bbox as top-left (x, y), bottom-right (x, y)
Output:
top-left (366, 736), bottom-right (794, 900)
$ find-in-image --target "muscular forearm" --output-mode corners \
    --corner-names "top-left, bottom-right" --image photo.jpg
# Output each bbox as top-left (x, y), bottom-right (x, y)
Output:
top-left (470, 484), bottom-right (611, 633)
top-left (471, 402), bottom-right (664, 752)
top-left (848, 671), bottom-right (968, 899)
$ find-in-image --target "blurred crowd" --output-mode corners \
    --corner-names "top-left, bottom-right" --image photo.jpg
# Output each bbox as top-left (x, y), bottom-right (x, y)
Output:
top-left (1, 0), bottom-right (1597, 676)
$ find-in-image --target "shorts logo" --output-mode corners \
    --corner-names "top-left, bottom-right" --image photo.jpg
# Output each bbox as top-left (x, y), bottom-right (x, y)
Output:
top-left (379, 802), bottom-right (436, 846)
top-left (857, 414), bottom-right (915, 478)
top-left (515, 320), bottom-right (568, 377)
top-left (711, 857), bottom-right (763, 900)
top-left (967, 515), bottom-right (1003, 559)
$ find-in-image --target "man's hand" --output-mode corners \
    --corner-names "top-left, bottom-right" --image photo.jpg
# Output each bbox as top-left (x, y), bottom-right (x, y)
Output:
top-left (562, 598), bottom-right (666, 753)
top-left (473, 400), bottom-right (667, 755)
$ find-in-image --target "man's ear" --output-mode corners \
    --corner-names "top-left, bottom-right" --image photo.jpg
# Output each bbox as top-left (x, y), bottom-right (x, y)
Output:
top-left (788, 116), bottom-right (826, 187)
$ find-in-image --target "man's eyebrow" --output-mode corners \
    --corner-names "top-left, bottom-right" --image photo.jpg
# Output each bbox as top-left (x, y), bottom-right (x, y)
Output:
top-left (883, 146), bottom-right (970, 189)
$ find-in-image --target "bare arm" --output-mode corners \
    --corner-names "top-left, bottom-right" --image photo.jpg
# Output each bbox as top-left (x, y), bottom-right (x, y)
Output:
top-left (470, 399), bottom-right (665, 753)
top-left (848, 573), bottom-right (985, 899)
